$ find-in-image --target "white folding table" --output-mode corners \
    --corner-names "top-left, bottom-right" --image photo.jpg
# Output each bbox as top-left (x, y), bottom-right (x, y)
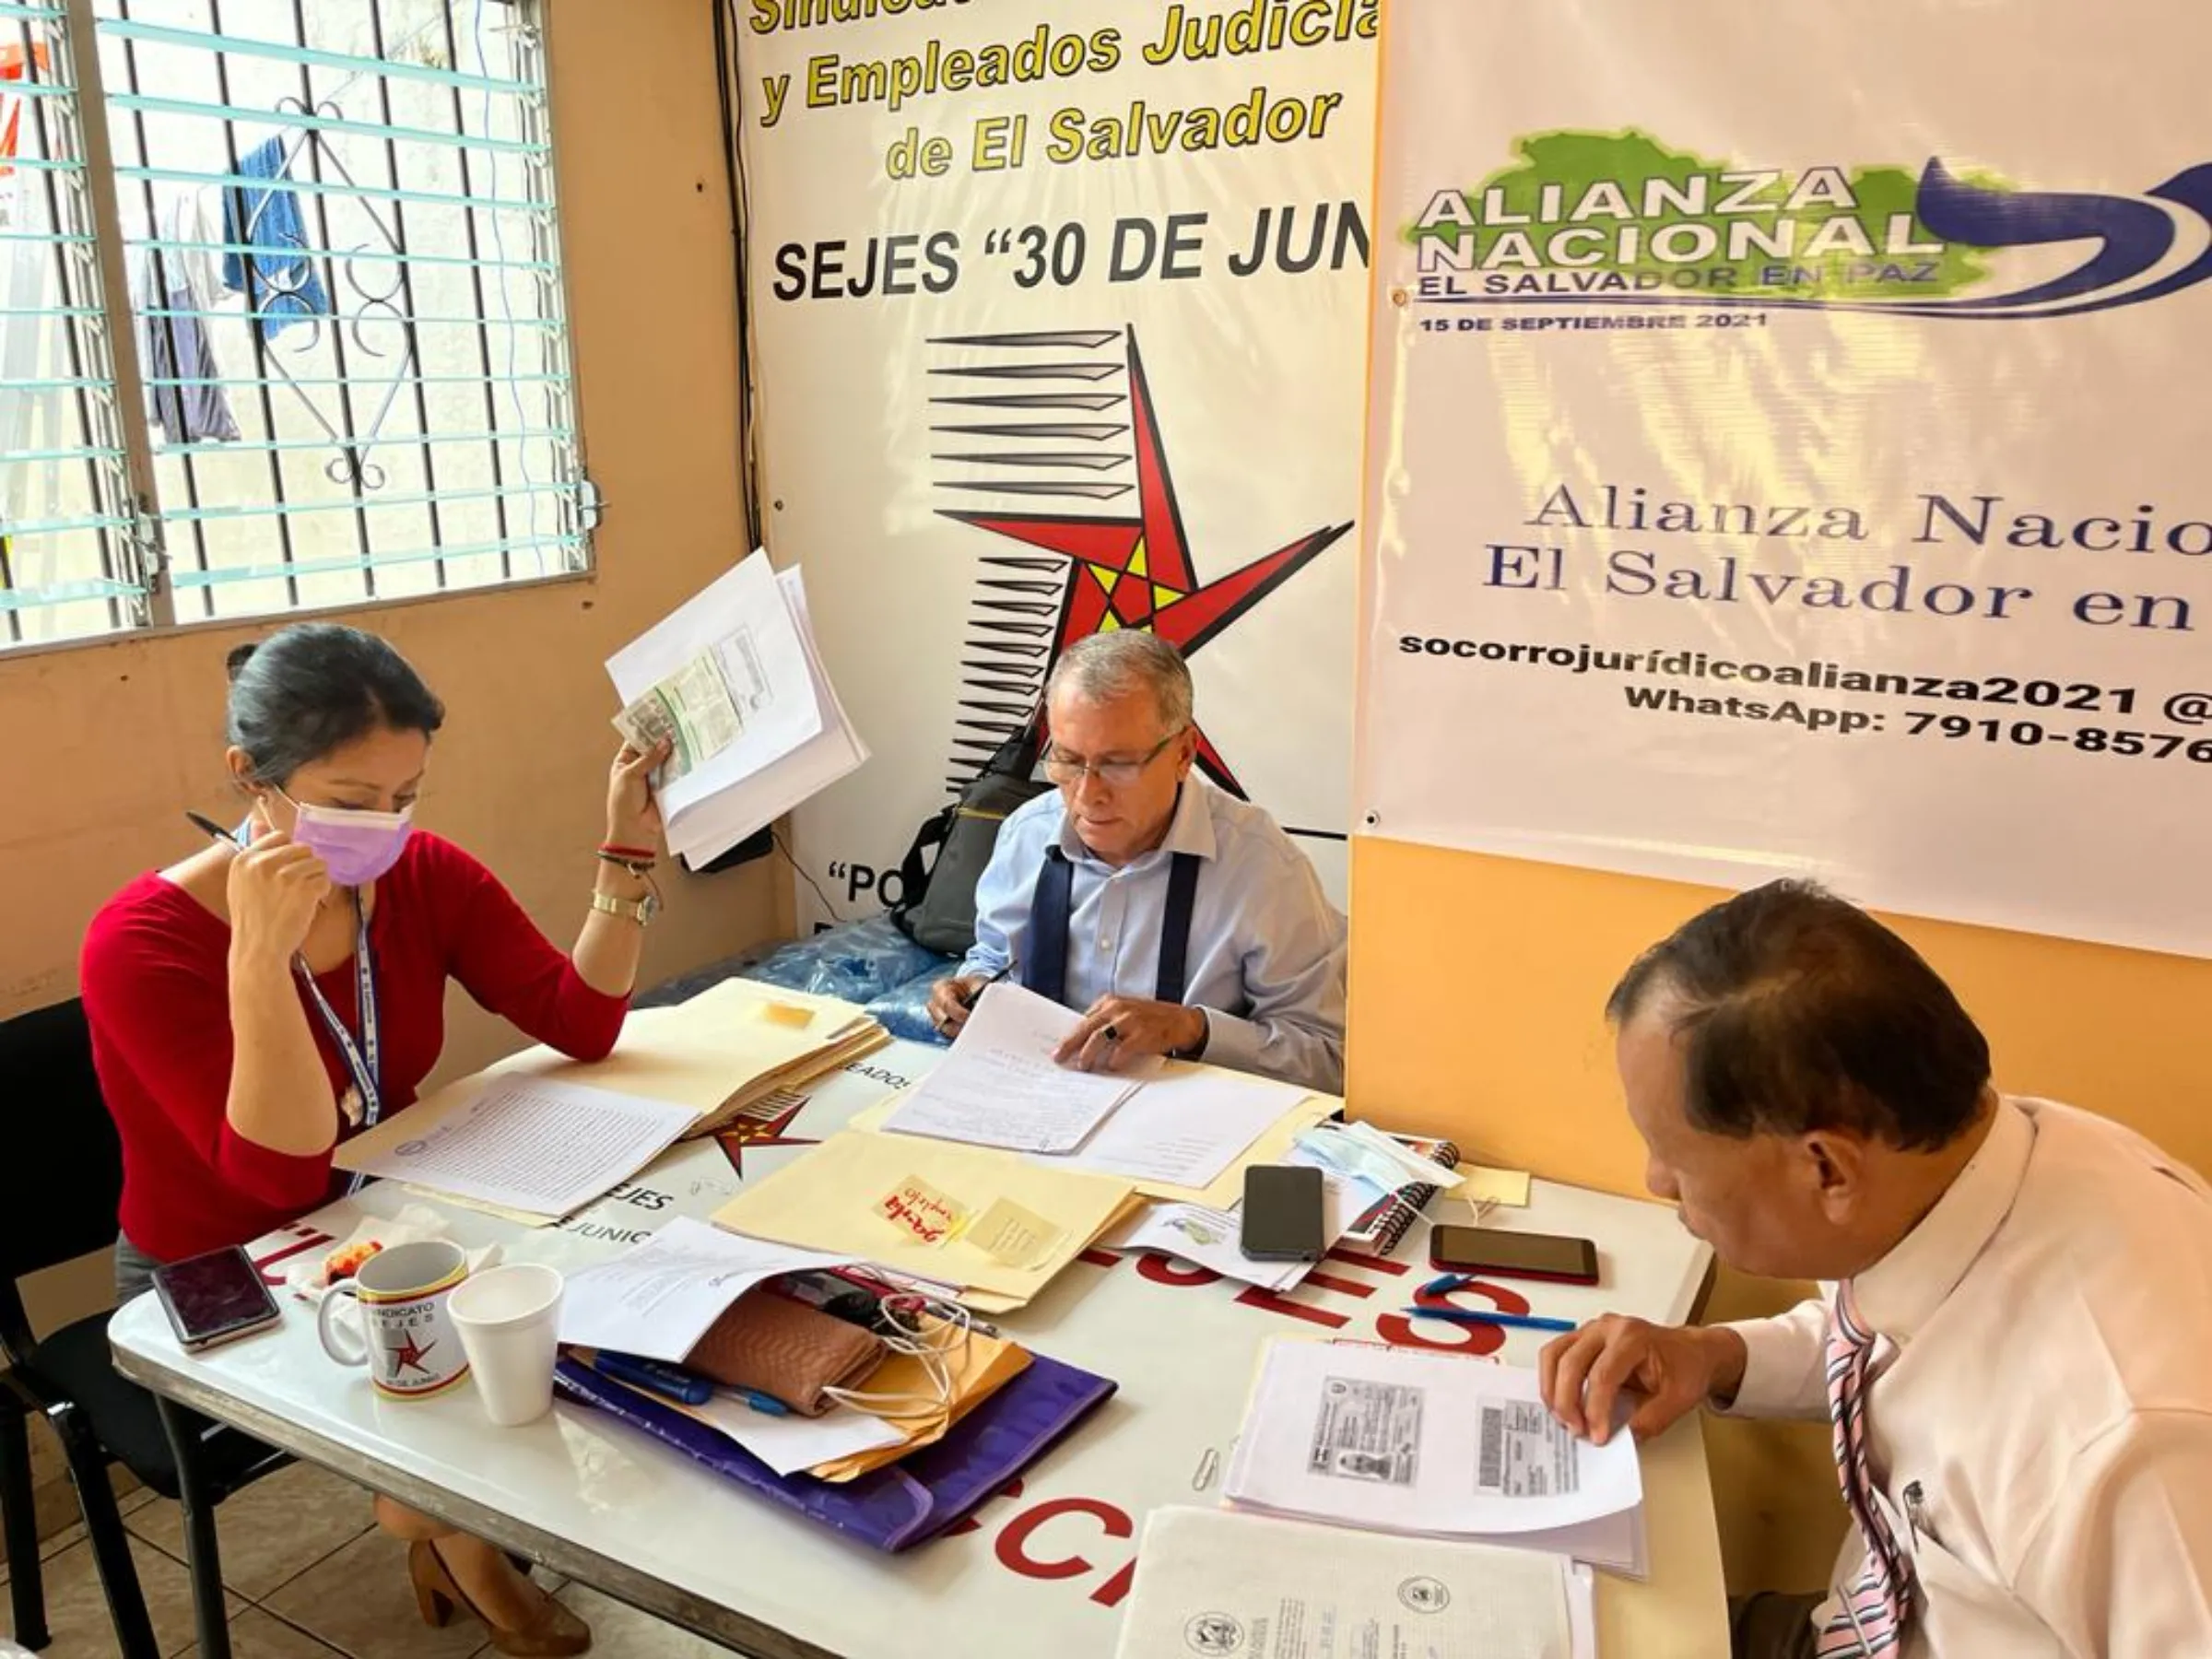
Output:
top-left (110, 1042), bottom-right (1728, 1657)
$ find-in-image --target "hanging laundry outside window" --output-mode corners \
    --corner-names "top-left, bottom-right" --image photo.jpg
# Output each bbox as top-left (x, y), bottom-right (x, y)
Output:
top-left (137, 245), bottom-right (240, 444)
top-left (221, 135), bottom-right (332, 338)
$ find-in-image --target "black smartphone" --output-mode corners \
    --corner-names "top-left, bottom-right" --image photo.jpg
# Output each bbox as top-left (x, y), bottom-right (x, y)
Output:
top-left (152, 1246), bottom-right (282, 1354)
top-left (1429, 1225), bottom-right (1600, 1286)
top-left (1241, 1164), bottom-right (1325, 1263)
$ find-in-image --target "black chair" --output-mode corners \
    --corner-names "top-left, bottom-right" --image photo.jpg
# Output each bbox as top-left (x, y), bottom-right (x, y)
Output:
top-left (0, 998), bottom-right (288, 1656)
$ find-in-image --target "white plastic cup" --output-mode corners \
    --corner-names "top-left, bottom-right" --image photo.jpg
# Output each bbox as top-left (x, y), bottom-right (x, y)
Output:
top-left (446, 1264), bottom-right (564, 1427)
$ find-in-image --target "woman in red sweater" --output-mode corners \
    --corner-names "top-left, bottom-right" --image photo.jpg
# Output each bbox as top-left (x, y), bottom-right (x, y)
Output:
top-left (82, 623), bottom-right (669, 1656)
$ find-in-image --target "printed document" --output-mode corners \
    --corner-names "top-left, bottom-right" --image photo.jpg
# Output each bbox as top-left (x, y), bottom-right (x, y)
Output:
top-left (341, 1078), bottom-right (696, 1219)
top-left (648, 569), bottom-right (868, 870)
top-left (1226, 1343), bottom-right (1642, 1559)
top-left (881, 982), bottom-right (1144, 1154)
top-left (606, 552), bottom-right (835, 861)
top-left (1040, 1065), bottom-right (1308, 1188)
top-left (1113, 1507), bottom-right (1583, 1659)
top-left (614, 629), bottom-right (776, 786)
top-left (557, 1218), bottom-right (853, 1363)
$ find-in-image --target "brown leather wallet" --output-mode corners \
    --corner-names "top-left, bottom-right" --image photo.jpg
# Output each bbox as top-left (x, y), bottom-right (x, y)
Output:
top-left (686, 1288), bottom-right (886, 1416)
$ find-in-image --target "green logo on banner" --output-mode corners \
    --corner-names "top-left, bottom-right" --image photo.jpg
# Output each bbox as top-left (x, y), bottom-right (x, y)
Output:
top-left (1411, 129), bottom-right (2007, 300)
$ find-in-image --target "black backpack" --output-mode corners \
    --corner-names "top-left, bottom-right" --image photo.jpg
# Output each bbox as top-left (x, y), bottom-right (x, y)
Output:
top-left (888, 713), bottom-right (1051, 957)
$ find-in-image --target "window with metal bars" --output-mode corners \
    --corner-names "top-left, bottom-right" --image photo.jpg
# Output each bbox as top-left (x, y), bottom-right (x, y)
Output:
top-left (0, 0), bottom-right (593, 653)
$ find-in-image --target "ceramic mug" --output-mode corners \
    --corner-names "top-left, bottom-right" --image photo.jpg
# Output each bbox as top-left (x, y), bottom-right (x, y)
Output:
top-left (315, 1240), bottom-right (471, 1400)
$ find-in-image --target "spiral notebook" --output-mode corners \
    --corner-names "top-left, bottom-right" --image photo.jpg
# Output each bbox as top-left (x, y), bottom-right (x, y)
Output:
top-left (1335, 1133), bottom-right (1460, 1255)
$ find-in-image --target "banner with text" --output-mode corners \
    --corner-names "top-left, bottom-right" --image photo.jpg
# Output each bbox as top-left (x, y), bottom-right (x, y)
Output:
top-left (742, 0), bottom-right (1379, 924)
top-left (1353, 0), bottom-right (2212, 959)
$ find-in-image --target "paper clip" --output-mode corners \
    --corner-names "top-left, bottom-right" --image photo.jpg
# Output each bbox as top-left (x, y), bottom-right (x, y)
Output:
top-left (1191, 1446), bottom-right (1219, 1491)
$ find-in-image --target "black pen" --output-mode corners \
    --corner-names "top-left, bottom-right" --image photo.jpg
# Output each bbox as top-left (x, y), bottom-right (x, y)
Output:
top-left (958, 961), bottom-right (1014, 1010)
top-left (185, 810), bottom-right (240, 848)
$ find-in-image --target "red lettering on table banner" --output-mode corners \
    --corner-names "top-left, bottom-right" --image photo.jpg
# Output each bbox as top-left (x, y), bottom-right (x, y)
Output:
top-left (1374, 1277), bottom-right (1532, 1355)
top-left (1089, 1558), bottom-right (1137, 1608)
top-left (1324, 1245), bottom-right (1410, 1275)
top-left (1232, 1286), bottom-right (1349, 1329)
top-left (1136, 1253), bottom-right (1221, 1288)
top-left (1298, 1271), bottom-right (1375, 1299)
top-left (994, 1496), bottom-right (1135, 1583)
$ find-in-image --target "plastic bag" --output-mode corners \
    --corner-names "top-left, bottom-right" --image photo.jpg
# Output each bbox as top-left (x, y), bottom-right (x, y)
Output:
top-left (745, 917), bottom-right (950, 1006)
top-left (862, 961), bottom-right (962, 1046)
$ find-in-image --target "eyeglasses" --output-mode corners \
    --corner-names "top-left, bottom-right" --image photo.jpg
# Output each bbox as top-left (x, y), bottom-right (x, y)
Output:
top-left (1041, 729), bottom-right (1187, 789)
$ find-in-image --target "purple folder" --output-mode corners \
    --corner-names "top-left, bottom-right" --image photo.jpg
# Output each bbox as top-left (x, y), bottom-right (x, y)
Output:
top-left (553, 1350), bottom-right (1116, 1552)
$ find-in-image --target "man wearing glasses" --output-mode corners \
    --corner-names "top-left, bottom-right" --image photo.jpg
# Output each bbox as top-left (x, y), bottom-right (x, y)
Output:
top-left (926, 632), bottom-right (1347, 1094)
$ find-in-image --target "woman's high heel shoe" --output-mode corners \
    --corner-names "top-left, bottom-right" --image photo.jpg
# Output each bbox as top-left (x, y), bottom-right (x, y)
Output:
top-left (408, 1538), bottom-right (592, 1656)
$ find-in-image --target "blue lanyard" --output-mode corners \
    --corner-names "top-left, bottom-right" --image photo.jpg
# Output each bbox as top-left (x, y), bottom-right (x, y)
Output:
top-left (295, 894), bottom-right (379, 1197)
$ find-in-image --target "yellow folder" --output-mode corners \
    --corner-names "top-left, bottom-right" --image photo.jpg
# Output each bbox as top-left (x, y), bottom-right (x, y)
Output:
top-left (710, 1129), bottom-right (1137, 1302)
top-left (336, 980), bottom-right (885, 1184)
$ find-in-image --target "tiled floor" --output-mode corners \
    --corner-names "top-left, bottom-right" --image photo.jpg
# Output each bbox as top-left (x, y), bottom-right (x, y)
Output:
top-left (2, 1464), bottom-right (733, 1657)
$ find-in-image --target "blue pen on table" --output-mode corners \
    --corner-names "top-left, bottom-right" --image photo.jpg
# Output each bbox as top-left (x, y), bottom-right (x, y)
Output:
top-left (594, 1352), bottom-right (713, 1406)
top-left (1404, 1306), bottom-right (1579, 1335)
top-left (726, 1387), bottom-right (790, 1418)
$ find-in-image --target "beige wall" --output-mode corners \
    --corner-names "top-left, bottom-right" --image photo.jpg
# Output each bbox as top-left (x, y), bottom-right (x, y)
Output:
top-left (2, 0), bottom-right (789, 1330)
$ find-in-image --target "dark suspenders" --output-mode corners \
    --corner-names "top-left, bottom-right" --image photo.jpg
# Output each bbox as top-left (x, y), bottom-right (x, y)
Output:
top-left (1021, 848), bottom-right (1076, 1006)
top-left (1020, 844), bottom-right (1202, 1006)
top-left (1155, 851), bottom-right (1200, 1005)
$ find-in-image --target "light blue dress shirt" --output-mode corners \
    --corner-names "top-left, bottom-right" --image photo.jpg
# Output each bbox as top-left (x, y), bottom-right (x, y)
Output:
top-left (960, 782), bottom-right (1347, 1095)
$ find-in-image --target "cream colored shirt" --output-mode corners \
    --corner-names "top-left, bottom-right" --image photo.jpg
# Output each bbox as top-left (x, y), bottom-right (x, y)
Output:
top-left (1723, 1098), bottom-right (2212, 1658)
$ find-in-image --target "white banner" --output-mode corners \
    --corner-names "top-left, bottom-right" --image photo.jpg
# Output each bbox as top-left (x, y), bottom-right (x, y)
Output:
top-left (1354, 0), bottom-right (2212, 959)
top-left (740, 4), bottom-right (1382, 924)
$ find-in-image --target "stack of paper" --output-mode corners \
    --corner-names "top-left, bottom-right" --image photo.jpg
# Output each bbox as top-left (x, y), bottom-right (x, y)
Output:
top-left (1114, 1508), bottom-right (1592, 1659)
top-left (608, 552), bottom-right (866, 870)
top-left (334, 1077), bottom-right (698, 1221)
top-left (1225, 1340), bottom-right (1646, 1573)
top-left (391, 980), bottom-right (885, 1147)
top-left (1035, 1065), bottom-right (1312, 1188)
top-left (641, 982), bottom-right (888, 1139)
top-left (556, 1218), bottom-right (853, 1361)
top-left (853, 1059), bottom-right (1336, 1207)
top-left (554, 1216), bottom-right (1039, 1480)
top-left (678, 1393), bottom-right (906, 1478)
top-left (710, 1128), bottom-right (1141, 1314)
top-left (880, 983), bottom-right (1151, 1155)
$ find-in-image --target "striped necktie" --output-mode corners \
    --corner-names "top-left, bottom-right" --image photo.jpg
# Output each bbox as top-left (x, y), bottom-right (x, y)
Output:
top-left (1818, 1280), bottom-right (1913, 1656)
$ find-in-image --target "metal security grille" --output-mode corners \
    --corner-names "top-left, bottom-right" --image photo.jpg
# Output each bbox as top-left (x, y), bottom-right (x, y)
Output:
top-left (0, 0), bottom-right (591, 651)
top-left (0, 2), bottom-right (145, 645)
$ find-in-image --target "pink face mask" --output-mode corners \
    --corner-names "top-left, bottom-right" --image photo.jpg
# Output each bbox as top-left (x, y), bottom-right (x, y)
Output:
top-left (280, 793), bottom-right (414, 886)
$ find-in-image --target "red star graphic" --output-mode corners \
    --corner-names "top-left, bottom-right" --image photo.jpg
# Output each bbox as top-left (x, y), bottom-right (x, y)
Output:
top-left (389, 1332), bottom-right (438, 1376)
top-left (941, 330), bottom-right (1349, 794)
top-left (715, 1097), bottom-right (818, 1179)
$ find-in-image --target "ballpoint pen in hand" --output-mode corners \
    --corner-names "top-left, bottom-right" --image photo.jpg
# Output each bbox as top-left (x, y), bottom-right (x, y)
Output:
top-left (958, 960), bottom-right (1014, 1010)
top-left (185, 810), bottom-right (240, 847)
